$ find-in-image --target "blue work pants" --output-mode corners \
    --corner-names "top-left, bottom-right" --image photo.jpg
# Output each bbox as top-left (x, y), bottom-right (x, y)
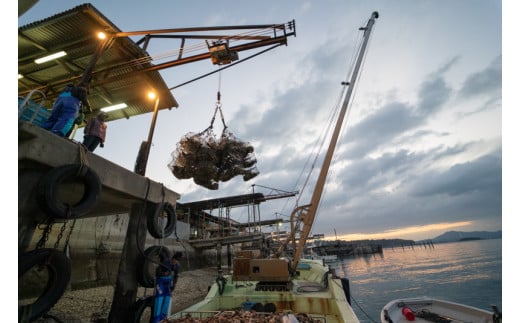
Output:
top-left (41, 96), bottom-right (79, 137)
top-left (153, 276), bottom-right (172, 323)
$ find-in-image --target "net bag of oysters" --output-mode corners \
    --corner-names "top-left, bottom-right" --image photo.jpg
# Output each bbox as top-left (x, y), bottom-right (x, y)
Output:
top-left (168, 127), bottom-right (220, 190)
top-left (217, 127), bottom-right (259, 183)
top-left (168, 94), bottom-right (259, 190)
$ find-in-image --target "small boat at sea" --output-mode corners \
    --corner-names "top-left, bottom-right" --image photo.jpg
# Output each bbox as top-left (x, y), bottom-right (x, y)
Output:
top-left (168, 11), bottom-right (380, 323)
top-left (380, 297), bottom-right (501, 323)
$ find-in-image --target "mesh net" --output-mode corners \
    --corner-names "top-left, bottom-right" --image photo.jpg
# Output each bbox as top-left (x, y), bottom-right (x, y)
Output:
top-left (168, 127), bottom-right (259, 190)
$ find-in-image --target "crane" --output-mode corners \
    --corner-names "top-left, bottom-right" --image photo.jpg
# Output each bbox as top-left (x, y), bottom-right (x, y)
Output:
top-left (275, 12), bottom-right (379, 272)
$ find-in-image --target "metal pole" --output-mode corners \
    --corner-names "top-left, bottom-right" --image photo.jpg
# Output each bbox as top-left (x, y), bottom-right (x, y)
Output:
top-left (139, 96), bottom-right (160, 176)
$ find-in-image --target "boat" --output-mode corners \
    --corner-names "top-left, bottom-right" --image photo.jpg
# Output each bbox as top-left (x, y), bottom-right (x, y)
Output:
top-left (305, 254), bottom-right (338, 264)
top-left (168, 11), bottom-right (380, 323)
top-left (380, 297), bottom-right (502, 323)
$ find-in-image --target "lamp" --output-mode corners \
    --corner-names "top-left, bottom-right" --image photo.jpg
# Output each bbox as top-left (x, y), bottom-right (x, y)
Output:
top-left (101, 103), bottom-right (127, 112)
top-left (34, 51), bottom-right (67, 64)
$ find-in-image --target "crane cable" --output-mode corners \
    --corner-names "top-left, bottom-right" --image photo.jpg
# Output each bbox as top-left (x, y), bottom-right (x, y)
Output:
top-left (313, 16), bottom-right (378, 237)
top-left (169, 43), bottom-right (283, 91)
top-left (92, 25), bottom-right (286, 82)
top-left (288, 29), bottom-right (364, 213)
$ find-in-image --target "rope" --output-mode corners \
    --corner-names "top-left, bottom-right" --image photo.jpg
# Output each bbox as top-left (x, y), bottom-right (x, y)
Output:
top-left (351, 294), bottom-right (378, 323)
top-left (100, 25), bottom-right (284, 74)
top-left (279, 22), bottom-right (367, 233)
top-left (313, 27), bottom-right (369, 229)
top-left (77, 142), bottom-right (90, 176)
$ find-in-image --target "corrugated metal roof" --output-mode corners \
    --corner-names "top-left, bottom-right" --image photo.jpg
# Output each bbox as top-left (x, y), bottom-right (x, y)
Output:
top-left (18, 3), bottom-right (179, 124)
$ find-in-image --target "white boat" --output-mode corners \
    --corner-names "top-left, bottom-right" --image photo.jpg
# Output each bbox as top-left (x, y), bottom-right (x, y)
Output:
top-left (380, 297), bottom-right (501, 323)
top-left (304, 254), bottom-right (338, 263)
top-left (168, 11), bottom-right (380, 323)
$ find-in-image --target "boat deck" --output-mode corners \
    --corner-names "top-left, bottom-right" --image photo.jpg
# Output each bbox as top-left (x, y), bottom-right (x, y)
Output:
top-left (173, 260), bottom-right (360, 322)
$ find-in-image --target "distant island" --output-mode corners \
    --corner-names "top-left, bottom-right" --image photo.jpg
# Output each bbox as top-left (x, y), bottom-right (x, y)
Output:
top-left (416, 230), bottom-right (501, 244)
top-left (347, 230), bottom-right (502, 248)
top-left (459, 237), bottom-right (481, 241)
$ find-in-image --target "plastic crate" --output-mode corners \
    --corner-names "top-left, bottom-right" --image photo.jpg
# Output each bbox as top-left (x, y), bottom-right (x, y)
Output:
top-left (18, 97), bottom-right (51, 127)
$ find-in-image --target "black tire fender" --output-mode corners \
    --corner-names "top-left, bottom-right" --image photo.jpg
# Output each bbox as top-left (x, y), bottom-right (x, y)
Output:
top-left (128, 296), bottom-right (154, 323)
top-left (136, 246), bottom-right (171, 288)
top-left (36, 164), bottom-right (101, 218)
top-left (18, 248), bottom-right (71, 322)
top-left (147, 202), bottom-right (176, 239)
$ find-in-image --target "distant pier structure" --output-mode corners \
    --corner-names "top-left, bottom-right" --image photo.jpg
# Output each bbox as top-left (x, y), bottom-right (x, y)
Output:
top-left (305, 239), bottom-right (383, 257)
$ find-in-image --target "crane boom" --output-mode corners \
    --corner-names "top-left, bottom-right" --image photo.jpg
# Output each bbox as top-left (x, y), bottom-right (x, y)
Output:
top-left (78, 21), bottom-right (296, 88)
top-left (280, 12), bottom-right (379, 272)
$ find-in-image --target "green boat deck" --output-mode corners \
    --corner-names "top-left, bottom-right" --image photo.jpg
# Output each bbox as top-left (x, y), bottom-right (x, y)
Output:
top-left (172, 259), bottom-right (360, 323)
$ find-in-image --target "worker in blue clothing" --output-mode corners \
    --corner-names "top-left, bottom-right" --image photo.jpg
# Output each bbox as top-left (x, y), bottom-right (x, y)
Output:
top-left (42, 84), bottom-right (89, 137)
top-left (152, 251), bottom-right (182, 323)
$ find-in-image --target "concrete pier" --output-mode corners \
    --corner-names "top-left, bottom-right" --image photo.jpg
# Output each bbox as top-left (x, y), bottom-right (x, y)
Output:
top-left (18, 121), bottom-right (180, 252)
top-left (19, 121), bottom-right (184, 322)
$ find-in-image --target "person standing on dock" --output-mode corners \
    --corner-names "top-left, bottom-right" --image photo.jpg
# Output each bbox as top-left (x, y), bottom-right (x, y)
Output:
top-left (152, 252), bottom-right (182, 323)
top-left (41, 85), bottom-right (88, 137)
top-left (82, 111), bottom-right (108, 152)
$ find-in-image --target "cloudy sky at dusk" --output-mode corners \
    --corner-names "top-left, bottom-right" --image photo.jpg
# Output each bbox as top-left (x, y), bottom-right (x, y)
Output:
top-left (17, 0), bottom-right (509, 242)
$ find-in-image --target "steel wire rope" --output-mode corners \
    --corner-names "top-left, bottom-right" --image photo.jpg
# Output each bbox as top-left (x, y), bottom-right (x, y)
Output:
top-left (265, 83), bottom-right (345, 251)
top-left (90, 215), bottom-right (117, 318)
top-left (279, 86), bottom-right (345, 243)
top-left (215, 68), bottom-right (227, 130)
top-left (169, 44), bottom-right (283, 91)
top-left (350, 294), bottom-right (378, 323)
top-left (287, 33), bottom-right (363, 208)
top-left (314, 17), bottom-right (378, 237)
top-left (141, 26), bottom-right (277, 65)
top-left (310, 35), bottom-right (364, 237)
top-left (98, 26), bottom-right (280, 76)
top-left (257, 184), bottom-right (291, 222)
top-left (277, 26), bottom-right (365, 252)
top-left (147, 26), bottom-right (278, 65)
top-left (322, 277), bottom-right (377, 323)
top-left (305, 23), bottom-right (370, 239)
top-left (251, 185), bottom-right (297, 225)
top-left (289, 86), bottom-right (345, 211)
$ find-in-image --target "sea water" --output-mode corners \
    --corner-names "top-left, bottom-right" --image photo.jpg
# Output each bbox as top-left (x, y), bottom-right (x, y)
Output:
top-left (329, 239), bottom-right (502, 323)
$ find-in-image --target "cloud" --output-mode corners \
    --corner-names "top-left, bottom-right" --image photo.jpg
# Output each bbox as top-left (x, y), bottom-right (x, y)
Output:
top-left (409, 149), bottom-right (502, 198)
top-left (416, 76), bottom-right (452, 116)
top-left (458, 55), bottom-right (502, 98)
top-left (342, 102), bottom-right (421, 158)
top-left (178, 41), bottom-right (503, 241)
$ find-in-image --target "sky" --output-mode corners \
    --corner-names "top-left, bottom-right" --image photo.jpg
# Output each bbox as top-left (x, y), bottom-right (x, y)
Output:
top-left (15, 0), bottom-right (510, 244)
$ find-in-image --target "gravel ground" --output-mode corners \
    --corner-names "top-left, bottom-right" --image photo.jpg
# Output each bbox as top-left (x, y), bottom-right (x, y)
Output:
top-left (29, 267), bottom-right (219, 323)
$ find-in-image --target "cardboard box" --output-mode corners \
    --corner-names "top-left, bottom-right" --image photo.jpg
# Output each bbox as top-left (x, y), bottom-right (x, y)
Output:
top-left (232, 258), bottom-right (290, 282)
top-left (235, 249), bottom-right (261, 259)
